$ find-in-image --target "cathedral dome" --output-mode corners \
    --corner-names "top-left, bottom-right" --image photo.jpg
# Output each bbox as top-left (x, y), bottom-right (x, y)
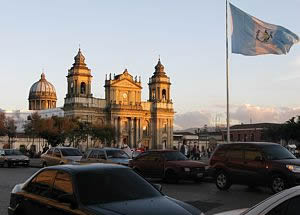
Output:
top-left (28, 73), bottom-right (57, 110)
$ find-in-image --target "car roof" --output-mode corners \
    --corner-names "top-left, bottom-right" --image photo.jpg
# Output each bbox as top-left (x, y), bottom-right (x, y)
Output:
top-left (44, 163), bottom-right (127, 174)
top-left (87, 147), bottom-right (122, 151)
top-left (147, 149), bottom-right (177, 153)
top-left (52, 147), bottom-right (78, 149)
top-left (219, 142), bottom-right (279, 147)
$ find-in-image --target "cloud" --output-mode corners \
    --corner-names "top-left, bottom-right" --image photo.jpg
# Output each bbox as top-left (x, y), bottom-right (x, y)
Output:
top-left (230, 104), bottom-right (300, 124)
top-left (175, 104), bottom-right (300, 129)
top-left (174, 111), bottom-right (211, 130)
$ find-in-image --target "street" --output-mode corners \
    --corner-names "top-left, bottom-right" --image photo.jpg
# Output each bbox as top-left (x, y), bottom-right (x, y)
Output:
top-left (0, 167), bottom-right (272, 215)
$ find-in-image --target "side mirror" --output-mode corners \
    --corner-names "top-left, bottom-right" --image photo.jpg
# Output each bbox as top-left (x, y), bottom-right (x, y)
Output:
top-left (58, 194), bottom-right (78, 209)
top-left (152, 183), bottom-right (162, 192)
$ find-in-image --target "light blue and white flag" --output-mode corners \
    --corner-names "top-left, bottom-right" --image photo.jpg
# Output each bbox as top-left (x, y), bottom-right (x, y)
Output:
top-left (230, 3), bottom-right (299, 56)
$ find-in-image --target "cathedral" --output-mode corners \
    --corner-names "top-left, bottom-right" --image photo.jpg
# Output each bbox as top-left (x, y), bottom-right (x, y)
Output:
top-left (28, 49), bottom-right (174, 149)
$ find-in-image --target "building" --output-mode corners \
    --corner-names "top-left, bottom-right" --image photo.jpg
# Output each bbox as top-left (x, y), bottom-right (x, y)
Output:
top-left (28, 73), bottom-right (57, 110)
top-left (222, 123), bottom-right (281, 142)
top-left (1, 49), bottom-right (175, 151)
top-left (61, 49), bottom-right (175, 149)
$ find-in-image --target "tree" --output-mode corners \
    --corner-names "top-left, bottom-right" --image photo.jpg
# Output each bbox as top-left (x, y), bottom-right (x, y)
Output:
top-left (5, 117), bottom-right (16, 148)
top-left (0, 112), bottom-right (7, 137)
top-left (90, 124), bottom-right (115, 147)
top-left (24, 112), bottom-right (42, 148)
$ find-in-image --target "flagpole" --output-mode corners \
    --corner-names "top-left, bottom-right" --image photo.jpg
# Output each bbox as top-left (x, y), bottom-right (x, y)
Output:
top-left (226, 0), bottom-right (230, 143)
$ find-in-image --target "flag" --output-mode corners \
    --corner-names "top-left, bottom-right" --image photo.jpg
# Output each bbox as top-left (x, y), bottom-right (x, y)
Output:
top-left (230, 3), bottom-right (299, 56)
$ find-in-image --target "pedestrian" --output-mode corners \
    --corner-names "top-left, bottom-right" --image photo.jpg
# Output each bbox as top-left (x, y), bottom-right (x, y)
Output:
top-left (191, 145), bottom-right (197, 160)
top-left (196, 146), bottom-right (200, 160)
top-left (180, 143), bottom-right (185, 155)
top-left (122, 143), bottom-right (133, 158)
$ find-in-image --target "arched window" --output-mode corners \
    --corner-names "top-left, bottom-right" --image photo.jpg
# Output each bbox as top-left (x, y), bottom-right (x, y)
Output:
top-left (80, 82), bottom-right (86, 94)
top-left (162, 89), bottom-right (167, 100)
top-left (152, 89), bottom-right (156, 99)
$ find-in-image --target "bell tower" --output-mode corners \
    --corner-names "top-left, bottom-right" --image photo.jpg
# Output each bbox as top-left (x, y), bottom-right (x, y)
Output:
top-left (148, 58), bottom-right (171, 103)
top-left (66, 48), bottom-right (93, 98)
top-left (148, 58), bottom-right (174, 149)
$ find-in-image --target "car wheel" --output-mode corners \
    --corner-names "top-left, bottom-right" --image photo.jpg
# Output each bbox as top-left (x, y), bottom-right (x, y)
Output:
top-left (215, 171), bottom-right (231, 190)
top-left (164, 170), bottom-right (178, 184)
top-left (270, 174), bottom-right (287, 193)
top-left (42, 162), bottom-right (47, 168)
top-left (3, 161), bottom-right (10, 168)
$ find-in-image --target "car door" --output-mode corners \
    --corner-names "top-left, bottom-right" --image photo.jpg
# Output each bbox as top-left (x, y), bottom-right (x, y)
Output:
top-left (243, 145), bottom-right (267, 185)
top-left (0, 149), bottom-right (4, 165)
top-left (48, 171), bottom-right (83, 215)
top-left (139, 152), bottom-right (163, 178)
top-left (21, 170), bottom-right (58, 215)
top-left (225, 145), bottom-right (246, 183)
top-left (53, 148), bottom-right (63, 165)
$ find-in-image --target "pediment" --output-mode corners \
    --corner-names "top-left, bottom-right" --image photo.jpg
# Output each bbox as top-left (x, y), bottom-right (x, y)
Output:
top-left (111, 79), bottom-right (142, 89)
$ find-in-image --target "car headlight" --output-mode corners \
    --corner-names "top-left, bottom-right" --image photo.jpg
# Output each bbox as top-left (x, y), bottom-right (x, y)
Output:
top-left (24, 157), bottom-right (29, 161)
top-left (184, 167), bottom-right (190, 172)
top-left (204, 166), bottom-right (209, 170)
top-left (286, 165), bottom-right (300, 173)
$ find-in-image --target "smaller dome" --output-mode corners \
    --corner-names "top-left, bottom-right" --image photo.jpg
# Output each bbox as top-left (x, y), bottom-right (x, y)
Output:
top-left (29, 73), bottom-right (57, 99)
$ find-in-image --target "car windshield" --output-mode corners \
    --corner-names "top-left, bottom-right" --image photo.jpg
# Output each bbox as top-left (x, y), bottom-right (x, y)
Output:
top-left (76, 168), bottom-right (162, 205)
top-left (262, 145), bottom-right (296, 160)
top-left (164, 151), bottom-right (188, 161)
top-left (4, 150), bottom-right (23, 156)
top-left (106, 150), bottom-right (130, 159)
top-left (60, 148), bottom-right (82, 156)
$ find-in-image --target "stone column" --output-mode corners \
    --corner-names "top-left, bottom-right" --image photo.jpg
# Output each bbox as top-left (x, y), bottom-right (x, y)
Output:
top-left (129, 118), bottom-right (134, 148)
top-left (118, 117), bottom-right (122, 147)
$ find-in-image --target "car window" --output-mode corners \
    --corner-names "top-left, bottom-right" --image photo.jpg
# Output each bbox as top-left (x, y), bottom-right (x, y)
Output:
top-left (137, 153), bottom-right (161, 161)
top-left (245, 146), bottom-right (263, 161)
top-left (212, 145), bottom-right (227, 158)
top-left (25, 170), bottom-right (57, 198)
top-left (47, 148), bottom-right (54, 155)
top-left (226, 145), bottom-right (244, 160)
top-left (261, 145), bottom-right (296, 160)
top-left (265, 199), bottom-right (289, 215)
top-left (54, 149), bottom-right (61, 157)
top-left (4, 150), bottom-right (23, 156)
top-left (82, 150), bottom-right (91, 159)
top-left (285, 196), bottom-right (300, 215)
top-left (89, 150), bottom-right (99, 159)
top-left (60, 148), bottom-right (82, 156)
top-left (106, 150), bottom-right (130, 159)
top-left (76, 168), bottom-right (162, 205)
top-left (164, 151), bottom-right (188, 161)
top-left (98, 151), bottom-right (106, 159)
top-left (52, 171), bottom-right (73, 199)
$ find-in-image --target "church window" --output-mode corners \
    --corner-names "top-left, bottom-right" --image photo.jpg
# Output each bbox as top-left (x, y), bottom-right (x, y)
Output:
top-left (80, 82), bottom-right (86, 94)
top-left (162, 89), bottom-right (167, 100)
top-left (152, 89), bottom-right (155, 99)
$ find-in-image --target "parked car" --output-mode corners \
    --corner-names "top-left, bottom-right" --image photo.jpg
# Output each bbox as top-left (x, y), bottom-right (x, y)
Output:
top-left (0, 149), bottom-right (30, 167)
top-left (41, 147), bottom-right (82, 167)
top-left (80, 147), bottom-right (131, 166)
top-left (209, 142), bottom-right (300, 193)
top-left (132, 148), bottom-right (145, 159)
top-left (129, 150), bottom-right (208, 183)
top-left (8, 163), bottom-right (204, 215)
top-left (214, 185), bottom-right (300, 215)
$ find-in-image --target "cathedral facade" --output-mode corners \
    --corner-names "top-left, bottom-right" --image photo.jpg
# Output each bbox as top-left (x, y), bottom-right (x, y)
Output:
top-left (63, 49), bottom-right (175, 149)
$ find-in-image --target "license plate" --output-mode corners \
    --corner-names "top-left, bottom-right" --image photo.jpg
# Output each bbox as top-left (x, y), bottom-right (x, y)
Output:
top-left (197, 173), bottom-right (203, 177)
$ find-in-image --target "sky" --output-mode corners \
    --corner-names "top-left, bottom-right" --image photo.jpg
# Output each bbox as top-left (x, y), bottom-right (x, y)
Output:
top-left (1, 0), bottom-right (300, 129)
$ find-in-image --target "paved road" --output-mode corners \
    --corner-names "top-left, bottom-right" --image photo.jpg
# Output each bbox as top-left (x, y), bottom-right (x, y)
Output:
top-left (0, 167), bottom-right (272, 215)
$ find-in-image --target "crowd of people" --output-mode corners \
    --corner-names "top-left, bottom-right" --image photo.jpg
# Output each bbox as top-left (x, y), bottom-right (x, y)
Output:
top-left (179, 142), bottom-right (213, 160)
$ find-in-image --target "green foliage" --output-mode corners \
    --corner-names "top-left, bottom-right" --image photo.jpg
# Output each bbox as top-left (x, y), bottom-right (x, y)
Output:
top-left (265, 116), bottom-right (300, 144)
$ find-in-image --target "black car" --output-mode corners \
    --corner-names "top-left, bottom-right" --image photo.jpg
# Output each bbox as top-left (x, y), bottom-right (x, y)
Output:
top-left (209, 142), bottom-right (300, 193)
top-left (8, 163), bottom-right (204, 215)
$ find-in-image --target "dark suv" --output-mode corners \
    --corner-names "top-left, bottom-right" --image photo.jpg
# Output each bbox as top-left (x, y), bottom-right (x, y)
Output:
top-left (209, 142), bottom-right (300, 193)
